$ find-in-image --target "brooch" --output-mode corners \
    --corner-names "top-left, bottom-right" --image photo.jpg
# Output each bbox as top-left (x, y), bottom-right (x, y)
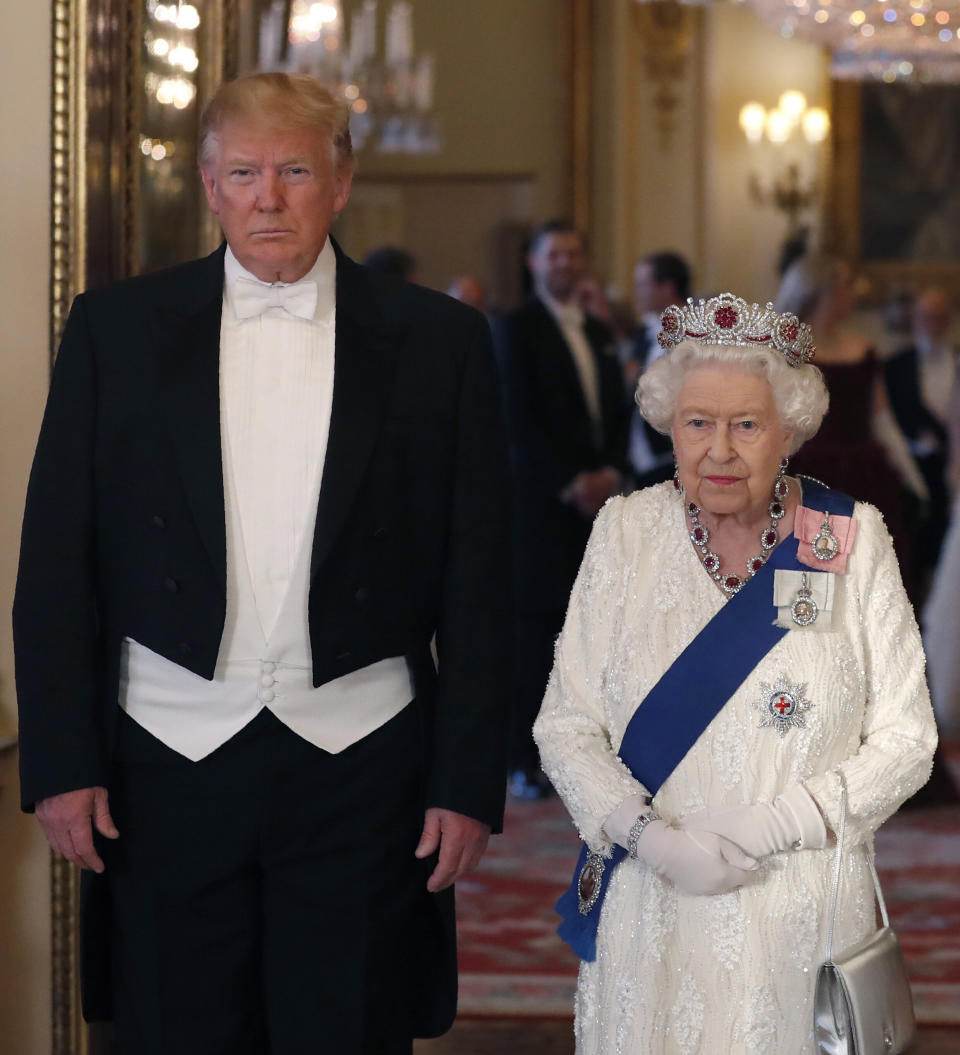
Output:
top-left (790, 571), bottom-right (818, 627)
top-left (811, 511), bottom-right (840, 562)
top-left (753, 674), bottom-right (813, 738)
top-left (577, 851), bottom-right (606, 915)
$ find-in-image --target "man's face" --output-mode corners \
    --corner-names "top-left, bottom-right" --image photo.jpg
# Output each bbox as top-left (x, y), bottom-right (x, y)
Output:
top-left (527, 232), bottom-right (586, 303)
top-left (200, 119), bottom-right (352, 283)
top-left (634, 260), bottom-right (675, 316)
top-left (914, 290), bottom-right (951, 343)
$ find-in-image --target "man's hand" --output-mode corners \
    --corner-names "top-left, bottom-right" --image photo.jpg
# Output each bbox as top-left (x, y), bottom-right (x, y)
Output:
top-left (562, 468), bottom-right (621, 520)
top-left (35, 786), bottom-right (119, 873)
top-left (414, 807), bottom-right (491, 893)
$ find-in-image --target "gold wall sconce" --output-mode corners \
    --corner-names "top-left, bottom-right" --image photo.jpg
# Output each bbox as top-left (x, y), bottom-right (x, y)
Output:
top-left (739, 90), bottom-right (830, 234)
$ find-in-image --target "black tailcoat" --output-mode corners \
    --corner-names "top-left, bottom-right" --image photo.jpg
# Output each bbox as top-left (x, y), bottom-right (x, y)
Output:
top-left (14, 241), bottom-right (512, 1034)
top-left (494, 296), bottom-right (629, 614)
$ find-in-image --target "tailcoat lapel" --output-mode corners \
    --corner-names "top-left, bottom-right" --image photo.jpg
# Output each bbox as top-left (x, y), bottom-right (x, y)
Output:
top-left (310, 244), bottom-right (402, 580)
top-left (153, 244), bottom-right (228, 595)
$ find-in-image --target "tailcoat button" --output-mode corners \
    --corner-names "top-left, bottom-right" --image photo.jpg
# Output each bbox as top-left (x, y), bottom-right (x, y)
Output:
top-left (355, 586), bottom-right (370, 603)
top-left (163, 576), bottom-right (179, 593)
top-left (151, 515), bottom-right (166, 529)
top-left (177, 641), bottom-right (192, 656)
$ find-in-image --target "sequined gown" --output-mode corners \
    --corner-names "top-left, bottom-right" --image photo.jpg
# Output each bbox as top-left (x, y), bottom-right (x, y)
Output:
top-left (533, 482), bottom-right (936, 1055)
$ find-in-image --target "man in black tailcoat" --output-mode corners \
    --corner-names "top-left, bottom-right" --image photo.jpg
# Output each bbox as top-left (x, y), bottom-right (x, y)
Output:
top-left (884, 287), bottom-right (957, 589)
top-left (14, 73), bottom-right (510, 1055)
top-left (494, 221), bottom-right (628, 799)
top-left (626, 250), bottom-right (691, 490)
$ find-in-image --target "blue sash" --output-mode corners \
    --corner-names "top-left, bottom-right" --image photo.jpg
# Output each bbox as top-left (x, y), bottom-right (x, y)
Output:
top-left (556, 480), bottom-right (855, 961)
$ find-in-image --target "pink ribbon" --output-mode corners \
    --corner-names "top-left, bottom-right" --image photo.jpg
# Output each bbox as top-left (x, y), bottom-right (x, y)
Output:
top-left (794, 506), bottom-right (858, 573)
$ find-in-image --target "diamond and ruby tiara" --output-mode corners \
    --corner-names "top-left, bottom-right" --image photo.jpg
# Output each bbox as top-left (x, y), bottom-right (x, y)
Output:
top-left (658, 293), bottom-right (815, 368)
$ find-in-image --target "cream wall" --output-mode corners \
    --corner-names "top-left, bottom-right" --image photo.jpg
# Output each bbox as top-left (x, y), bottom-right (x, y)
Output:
top-left (702, 4), bottom-right (830, 303)
top-left (337, 0), bottom-right (572, 297)
top-left (591, 0), bottom-right (828, 306)
top-left (0, 4), bottom-right (54, 1055)
top-left (358, 0), bottom-right (569, 198)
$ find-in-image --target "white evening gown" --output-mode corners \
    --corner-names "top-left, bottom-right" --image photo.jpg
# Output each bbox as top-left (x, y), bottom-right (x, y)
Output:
top-left (534, 482), bottom-right (937, 1055)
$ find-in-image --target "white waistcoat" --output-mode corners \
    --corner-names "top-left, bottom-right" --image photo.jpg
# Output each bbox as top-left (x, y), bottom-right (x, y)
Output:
top-left (119, 242), bottom-right (412, 761)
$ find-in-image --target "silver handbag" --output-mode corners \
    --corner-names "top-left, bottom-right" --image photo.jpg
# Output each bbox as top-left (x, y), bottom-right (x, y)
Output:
top-left (813, 783), bottom-right (917, 1054)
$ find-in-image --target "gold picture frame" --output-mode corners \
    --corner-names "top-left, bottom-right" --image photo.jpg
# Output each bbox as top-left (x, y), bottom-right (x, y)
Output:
top-left (49, 2), bottom-right (235, 1050)
top-left (828, 79), bottom-right (960, 303)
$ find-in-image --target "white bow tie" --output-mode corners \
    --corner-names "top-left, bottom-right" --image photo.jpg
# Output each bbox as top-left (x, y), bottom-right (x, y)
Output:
top-left (233, 277), bottom-right (319, 322)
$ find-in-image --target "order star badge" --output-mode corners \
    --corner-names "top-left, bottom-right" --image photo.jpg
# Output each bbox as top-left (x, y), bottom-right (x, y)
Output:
top-left (753, 674), bottom-right (813, 738)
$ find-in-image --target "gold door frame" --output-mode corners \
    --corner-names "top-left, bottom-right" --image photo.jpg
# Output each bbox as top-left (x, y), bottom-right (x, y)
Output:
top-left (49, 2), bottom-right (234, 1050)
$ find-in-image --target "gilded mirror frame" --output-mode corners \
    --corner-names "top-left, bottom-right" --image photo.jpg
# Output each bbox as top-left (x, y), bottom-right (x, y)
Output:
top-left (49, 2), bottom-right (235, 1050)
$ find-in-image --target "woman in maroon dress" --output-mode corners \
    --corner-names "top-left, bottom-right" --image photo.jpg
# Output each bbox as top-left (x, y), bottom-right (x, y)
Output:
top-left (775, 255), bottom-right (908, 564)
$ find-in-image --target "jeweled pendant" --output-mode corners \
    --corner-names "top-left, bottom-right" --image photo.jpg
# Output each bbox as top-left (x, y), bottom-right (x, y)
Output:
top-left (577, 851), bottom-right (606, 915)
top-left (791, 572), bottom-right (818, 627)
top-left (812, 511), bottom-right (840, 562)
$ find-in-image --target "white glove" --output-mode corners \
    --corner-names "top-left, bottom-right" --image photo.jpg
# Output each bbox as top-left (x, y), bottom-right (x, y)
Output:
top-left (637, 821), bottom-right (760, 895)
top-left (603, 795), bottom-right (759, 896)
top-left (680, 783), bottom-right (828, 859)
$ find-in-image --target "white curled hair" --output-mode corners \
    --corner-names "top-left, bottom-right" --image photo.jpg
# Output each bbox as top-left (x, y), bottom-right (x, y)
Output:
top-left (636, 340), bottom-right (829, 454)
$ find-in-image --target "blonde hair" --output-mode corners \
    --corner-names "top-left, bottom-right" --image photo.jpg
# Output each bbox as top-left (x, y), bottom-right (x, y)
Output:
top-left (199, 72), bottom-right (353, 172)
top-left (636, 340), bottom-right (829, 454)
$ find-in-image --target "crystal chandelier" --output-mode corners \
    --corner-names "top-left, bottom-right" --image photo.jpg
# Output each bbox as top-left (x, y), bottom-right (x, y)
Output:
top-left (258, 0), bottom-right (441, 153)
top-left (751, 0), bottom-right (960, 82)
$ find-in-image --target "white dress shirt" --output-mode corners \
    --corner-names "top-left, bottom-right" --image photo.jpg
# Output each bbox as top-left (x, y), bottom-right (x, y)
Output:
top-left (541, 291), bottom-right (602, 440)
top-left (629, 313), bottom-right (672, 477)
top-left (917, 336), bottom-right (957, 428)
top-left (120, 239), bottom-right (413, 760)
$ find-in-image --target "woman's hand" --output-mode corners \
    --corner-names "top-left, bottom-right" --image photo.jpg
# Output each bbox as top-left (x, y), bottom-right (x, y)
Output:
top-left (680, 784), bottom-right (827, 859)
top-left (636, 819), bottom-right (759, 895)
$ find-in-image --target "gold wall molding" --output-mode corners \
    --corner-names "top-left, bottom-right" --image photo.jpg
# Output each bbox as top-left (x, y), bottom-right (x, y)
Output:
top-left (632, 0), bottom-right (696, 150)
top-left (50, 0), bottom-right (87, 357)
top-left (570, 0), bottom-right (593, 233)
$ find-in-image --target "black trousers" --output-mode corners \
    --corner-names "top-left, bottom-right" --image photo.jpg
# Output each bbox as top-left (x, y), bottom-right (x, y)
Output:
top-left (103, 706), bottom-right (444, 1054)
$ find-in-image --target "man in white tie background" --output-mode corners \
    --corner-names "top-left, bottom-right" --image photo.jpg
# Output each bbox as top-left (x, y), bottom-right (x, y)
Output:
top-left (14, 72), bottom-right (511, 1054)
top-left (493, 221), bottom-right (629, 800)
top-left (624, 250), bottom-right (691, 490)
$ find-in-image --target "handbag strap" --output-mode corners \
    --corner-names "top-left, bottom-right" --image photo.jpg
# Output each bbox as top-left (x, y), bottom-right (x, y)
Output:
top-left (824, 778), bottom-right (889, 963)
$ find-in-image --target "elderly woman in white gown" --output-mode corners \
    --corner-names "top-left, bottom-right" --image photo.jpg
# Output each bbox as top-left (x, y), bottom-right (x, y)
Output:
top-left (534, 294), bottom-right (937, 1055)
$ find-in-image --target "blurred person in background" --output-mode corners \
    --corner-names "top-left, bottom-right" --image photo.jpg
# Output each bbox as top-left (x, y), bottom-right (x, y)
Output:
top-left (495, 220), bottom-right (629, 800)
top-left (362, 244), bottom-right (417, 281)
top-left (447, 274), bottom-right (488, 315)
top-left (627, 251), bottom-right (692, 489)
top-left (775, 254), bottom-right (916, 583)
top-left (884, 287), bottom-right (958, 588)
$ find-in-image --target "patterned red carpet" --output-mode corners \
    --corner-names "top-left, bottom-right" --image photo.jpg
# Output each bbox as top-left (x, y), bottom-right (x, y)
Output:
top-left (456, 755), bottom-right (960, 1024)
